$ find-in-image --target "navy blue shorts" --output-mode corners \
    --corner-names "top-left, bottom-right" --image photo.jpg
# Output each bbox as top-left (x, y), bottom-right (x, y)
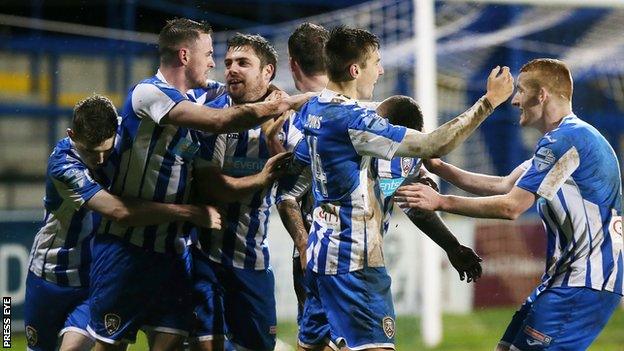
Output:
top-left (191, 247), bottom-right (277, 351)
top-left (299, 267), bottom-right (396, 350)
top-left (500, 287), bottom-right (621, 350)
top-left (87, 234), bottom-right (193, 344)
top-left (24, 271), bottom-right (93, 350)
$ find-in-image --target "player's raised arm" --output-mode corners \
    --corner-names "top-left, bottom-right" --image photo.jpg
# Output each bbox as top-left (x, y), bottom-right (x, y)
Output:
top-left (162, 92), bottom-right (312, 134)
top-left (394, 66), bottom-right (514, 158)
top-left (424, 158), bottom-right (530, 196)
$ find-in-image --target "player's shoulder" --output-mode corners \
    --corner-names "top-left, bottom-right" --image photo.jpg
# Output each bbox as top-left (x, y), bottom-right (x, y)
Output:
top-left (48, 139), bottom-right (88, 179)
top-left (204, 92), bottom-right (232, 109)
top-left (316, 89), bottom-right (361, 117)
top-left (538, 114), bottom-right (597, 153)
top-left (132, 73), bottom-right (186, 100)
top-left (191, 80), bottom-right (227, 105)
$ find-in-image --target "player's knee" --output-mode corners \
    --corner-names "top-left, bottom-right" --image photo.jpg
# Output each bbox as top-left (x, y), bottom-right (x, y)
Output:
top-left (94, 340), bottom-right (128, 351)
top-left (189, 337), bottom-right (225, 351)
top-left (495, 344), bottom-right (510, 351)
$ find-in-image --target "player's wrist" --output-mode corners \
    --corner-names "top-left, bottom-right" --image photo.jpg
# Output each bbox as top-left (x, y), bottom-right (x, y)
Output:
top-left (481, 93), bottom-right (498, 109)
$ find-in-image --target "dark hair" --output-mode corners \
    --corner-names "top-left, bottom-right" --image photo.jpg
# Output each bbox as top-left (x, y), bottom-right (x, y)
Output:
top-left (227, 33), bottom-right (278, 80)
top-left (325, 26), bottom-right (380, 82)
top-left (72, 94), bottom-right (118, 145)
top-left (159, 18), bottom-right (213, 65)
top-left (376, 95), bottom-right (423, 131)
top-left (288, 23), bottom-right (329, 76)
top-left (520, 58), bottom-right (573, 101)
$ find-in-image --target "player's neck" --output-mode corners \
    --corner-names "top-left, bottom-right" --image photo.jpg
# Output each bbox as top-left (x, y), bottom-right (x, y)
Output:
top-left (298, 74), bottom-right (328, 93)
top-left (158, 66), bottom-right (191, 93)
top-left (326, 80), bottom-right (358, 100)
top-left (541, 101), bottom-right (572, 134)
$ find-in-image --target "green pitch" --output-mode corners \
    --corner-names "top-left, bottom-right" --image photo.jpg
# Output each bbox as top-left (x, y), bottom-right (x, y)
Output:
top-left (9, 308), bottom-right (624, 350)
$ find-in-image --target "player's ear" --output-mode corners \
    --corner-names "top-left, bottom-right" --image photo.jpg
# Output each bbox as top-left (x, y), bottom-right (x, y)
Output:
top-left (349, 64), bottom-right (359, 79)
top-left (538, 87), bottom-right (548, 103)
top-left (289, 57), bottom-right (298, 73)
top-left (263, 63), bottom-right (275, 82)
top-left (178, 47), bottom-right (190, 65)
top-left (67, 128), bottom-right (75, 139)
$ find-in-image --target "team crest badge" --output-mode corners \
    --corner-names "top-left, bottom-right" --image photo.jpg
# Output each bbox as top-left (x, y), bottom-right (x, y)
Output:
top-left (104, 313), bottom-right (122, 335)
top-left (400, 157), bottom-right (414, 177)
top-left (382, 316), bottom-right (395, 338)
top-left (25, 326), bottom-right (38, 346)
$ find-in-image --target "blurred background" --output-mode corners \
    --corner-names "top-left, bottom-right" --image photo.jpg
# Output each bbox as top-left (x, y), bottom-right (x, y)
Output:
top-left (1, 0), bottom-right (623, 349)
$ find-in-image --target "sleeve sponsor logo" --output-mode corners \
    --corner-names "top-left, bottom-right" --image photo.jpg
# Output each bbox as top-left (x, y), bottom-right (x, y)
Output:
top-left (533, 147), bottom-right (556, 172)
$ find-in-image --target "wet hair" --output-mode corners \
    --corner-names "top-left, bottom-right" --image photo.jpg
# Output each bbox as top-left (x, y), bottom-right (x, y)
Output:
top-left (227, 33), bottom-right (278, 80)
top-left (288, 23), bottom-right (329, 76)
top-left (159, 18), bottom-right (213, 65)
top-left (325, 26), bottom-right (380, 82)
top-left (377, 95), bottom-right (423, 131)
top-left (520, 58), bottom-right (573, 101)
top-left (72, 94), bottom-right (118, 146)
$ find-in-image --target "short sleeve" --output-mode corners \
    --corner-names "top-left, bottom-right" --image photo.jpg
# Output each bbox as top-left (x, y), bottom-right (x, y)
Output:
top-left (51, 163), bottom-right (103, 210)
top-left (284, 112), bottom-right (304, 152)
top-left (293, 137), bottom-right (311, 166)
top-left (132, 82), bottom-right (188, 125)
top-left (516, 137), bottom-right (580, 201)
top-left (276, 167), bottom-right (312, 204)
top-left (347, 108), bottom-right (407, 160)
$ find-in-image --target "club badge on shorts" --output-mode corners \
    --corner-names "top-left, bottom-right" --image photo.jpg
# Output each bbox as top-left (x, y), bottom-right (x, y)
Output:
top-left (25, 326), bottom-right (38, 347)
top-left (104, 313), bottom-right (121, 335)
top-left (382, 316), bottom-right (395, 338)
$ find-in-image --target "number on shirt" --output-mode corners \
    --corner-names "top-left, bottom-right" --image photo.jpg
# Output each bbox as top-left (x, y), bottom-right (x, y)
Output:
top-left (308, 136), bottom-right (328, 197)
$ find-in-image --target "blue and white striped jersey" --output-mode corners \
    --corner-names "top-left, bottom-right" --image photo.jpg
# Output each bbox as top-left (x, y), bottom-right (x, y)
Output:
top-left (294, 89), bottom-right (407, 275)
top-left (28, 138), bottom-right (107, 287)
top-left (375, 156), bottom-right (422, 234)
top-left (194, 93), bottom-right (299, 270)
top-left (99, 71), bottom-right (221, 253)
top-left (516, 114), bottom-right (623, 296)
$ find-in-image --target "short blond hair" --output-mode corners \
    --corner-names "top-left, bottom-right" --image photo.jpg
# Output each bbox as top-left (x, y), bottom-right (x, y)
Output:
top-left (520, 58), bottom-right (573, 101)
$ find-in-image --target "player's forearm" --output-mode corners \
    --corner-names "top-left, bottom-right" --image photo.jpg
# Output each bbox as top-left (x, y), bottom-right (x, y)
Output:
top-left (395, 96), bottom-right (493, 158)
top-left (429, 160), bottom-right (508, 196)
top-left (215, 102), bottom-right (282, 133)
top-left (104, 198), bottom-right (195, 227)
top-left (407, 208), bottom-right (460, 252)
top-left (439, 194), bottom-right (520, 220)
top-left (200, 173), bottom-right (269, 204)
top-left (277, 199), bottom-right (308, 253)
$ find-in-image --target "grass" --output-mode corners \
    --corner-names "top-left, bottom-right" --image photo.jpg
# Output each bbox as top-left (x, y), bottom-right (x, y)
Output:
top-left (9, 308), bottom-right (624, 350)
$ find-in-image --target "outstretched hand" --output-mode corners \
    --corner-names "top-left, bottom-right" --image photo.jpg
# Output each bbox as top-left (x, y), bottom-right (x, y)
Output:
top-left (261, 151), bottom-right (293, 183)
top-left (484, 65), bottom-right (514, 108)
top-left (447, 245), bottom-right (483, 283)
top-left (262, 90), bottom-right (291, 155)
top-left (395, 183), bottom-right (444, 212)
top-left (191, 205), bottom-right (222, 230)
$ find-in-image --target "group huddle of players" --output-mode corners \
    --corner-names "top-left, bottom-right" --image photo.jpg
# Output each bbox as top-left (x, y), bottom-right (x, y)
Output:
top-left (24, 17), bottom-right (622, 351)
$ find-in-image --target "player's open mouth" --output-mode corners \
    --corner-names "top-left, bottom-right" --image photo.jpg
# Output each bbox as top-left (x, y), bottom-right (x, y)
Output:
top-left (228, 79), bottom-right (244, 87)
